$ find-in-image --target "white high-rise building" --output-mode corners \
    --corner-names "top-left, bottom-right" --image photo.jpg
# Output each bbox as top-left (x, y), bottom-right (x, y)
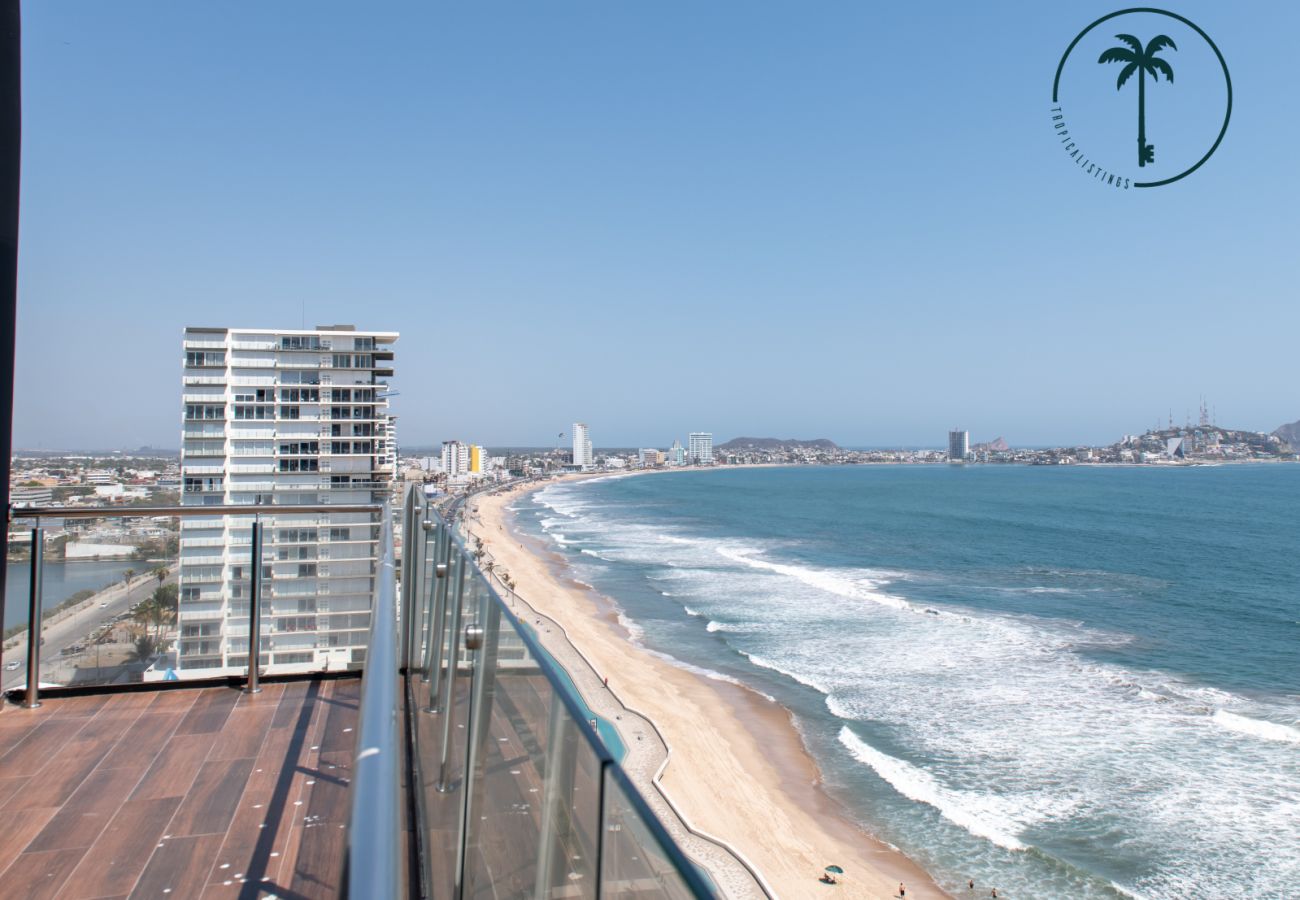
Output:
top-left (178, 325), bottom-right (397, 674)
top-left (688, 432), bottom-right (713, 465)
top-left (441, 440), bottom-right (471, 477)
top-left (948, 429), bottom-right (970, 462)
top-left (572, 423), bottom-right (593, 469)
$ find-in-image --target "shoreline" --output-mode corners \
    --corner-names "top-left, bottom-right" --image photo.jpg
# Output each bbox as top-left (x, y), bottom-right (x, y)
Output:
top-left (466, 473), bottom-right (949, 899)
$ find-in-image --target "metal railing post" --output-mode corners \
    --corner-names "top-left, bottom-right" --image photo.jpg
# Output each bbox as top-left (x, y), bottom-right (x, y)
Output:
top-left (245, 518), bottom-right (263, 694)
top-left (23, 526), bottom-right (43, 708)
top-left (425, 523), bottom-right (452, 710)
top-left (399, 493), bottom-right (417, 670)
top-left (457, 588), bottom-right (499, 899)
top-left (435, 549), bottom-right (466, 792)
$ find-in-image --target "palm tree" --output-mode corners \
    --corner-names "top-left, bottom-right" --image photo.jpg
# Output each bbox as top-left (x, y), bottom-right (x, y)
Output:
top-left (153, 565), bottom-right (169, 587)
top-left (126, 632), bottom-right (161, 665)
top-left (1099, 34), bottom-right (1176, 167)
top-left (122, 568), bottom-right (136, 589)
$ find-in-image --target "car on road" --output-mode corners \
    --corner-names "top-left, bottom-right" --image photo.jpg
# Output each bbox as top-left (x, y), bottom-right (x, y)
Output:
top-left (99, 602), bottom-right (108, 608)
top-left (4, 660), bottom-right (19, 670)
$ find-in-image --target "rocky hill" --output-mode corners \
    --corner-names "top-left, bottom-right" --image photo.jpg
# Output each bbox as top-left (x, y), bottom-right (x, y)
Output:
top-left (716, 437), bottom-right (840, 451)
top-left (1273, 419), bottom-right (1300, 449)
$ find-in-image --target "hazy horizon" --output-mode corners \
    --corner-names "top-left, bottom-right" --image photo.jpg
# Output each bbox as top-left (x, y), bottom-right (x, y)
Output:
top-left (13, 2), bottom-right (1299, 449)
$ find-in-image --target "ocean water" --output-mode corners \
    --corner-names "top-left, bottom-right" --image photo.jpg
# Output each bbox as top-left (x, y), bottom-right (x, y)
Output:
top-left (515, 465), bottom-right (1300, 899)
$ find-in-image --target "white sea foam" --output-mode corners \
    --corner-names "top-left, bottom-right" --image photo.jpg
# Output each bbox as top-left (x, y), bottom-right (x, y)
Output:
top-left (705, 620), bottom-right (724, 632)
top-left (740, 651), bottom-right (832, 695)
top-left (715, 545), bottom-right (912, 611)
top-left (681, 605), bottom-right (701, 617)
top-left (615, 611), bottom-right (644, 642)
top-left (1212, 710), bottom-right (1300, 744)
top-left (838, 727), bottom-right (1027, 851)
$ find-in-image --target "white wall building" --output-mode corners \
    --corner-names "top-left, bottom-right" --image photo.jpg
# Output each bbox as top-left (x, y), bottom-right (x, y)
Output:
top-left (688, 432), bottom-right (713, 465)
top-left (572, 423), bottom-right (593, 469)
top-left (441, 440), bottom-right (471, 477)
top-left (178, 325), bottom-right (397, 674)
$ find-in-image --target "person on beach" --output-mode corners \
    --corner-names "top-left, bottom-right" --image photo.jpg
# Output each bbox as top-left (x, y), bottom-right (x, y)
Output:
top-left (968, 878), bottom-right (975, 890)
top-left (898, 883), bottom-right (905, 898)
top-left (990, 890), bottom-right (997, 898)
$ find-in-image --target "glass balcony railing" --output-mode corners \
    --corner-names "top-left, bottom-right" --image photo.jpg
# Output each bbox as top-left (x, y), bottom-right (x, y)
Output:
top-left (3, 502), bottom-right (382, 696)
top-left (3, 489), bottom-right (715, 897)
top-left (397, 484), bottom-right (714, 899)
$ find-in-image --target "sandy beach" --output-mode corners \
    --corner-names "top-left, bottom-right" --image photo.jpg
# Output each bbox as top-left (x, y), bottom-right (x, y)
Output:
top-left (465, 473), bottom-right (948, 900)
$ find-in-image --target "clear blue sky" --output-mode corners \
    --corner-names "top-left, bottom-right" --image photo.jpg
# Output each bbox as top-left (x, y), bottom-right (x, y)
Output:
top-left (13, 1), bottom-right (1299, 449)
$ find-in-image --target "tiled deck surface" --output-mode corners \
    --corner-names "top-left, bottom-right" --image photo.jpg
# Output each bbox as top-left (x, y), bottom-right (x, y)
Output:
top-left (0, 677), bottom-right (360, 899)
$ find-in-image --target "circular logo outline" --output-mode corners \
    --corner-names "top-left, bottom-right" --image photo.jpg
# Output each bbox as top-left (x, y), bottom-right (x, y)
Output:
top-left (1053, 7), bottom-right (1231, 188)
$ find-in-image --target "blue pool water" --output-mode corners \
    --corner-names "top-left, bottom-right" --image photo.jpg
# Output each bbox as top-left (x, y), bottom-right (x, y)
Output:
top-left (515, 465), bottom-right (1300, 899)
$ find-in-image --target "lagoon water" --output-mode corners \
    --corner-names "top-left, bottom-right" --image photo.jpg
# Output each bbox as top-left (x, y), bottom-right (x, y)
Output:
top-left (4, 559), bottom-right (141, 630)
top-left (518, 465), bottom-right (1300, 899)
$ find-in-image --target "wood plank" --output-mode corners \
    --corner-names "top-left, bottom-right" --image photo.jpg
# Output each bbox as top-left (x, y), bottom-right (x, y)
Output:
top-left (0, 846), bottom-right (86, 900)
top-left (146, 689), bottom-right (203, 712)
top-left (207, 705), bottom-right (275, 762)
top-left (202, 738), bottom-right (296, 892)
top-left (129, 733), bottom-right (212, 801)
top-left (234, 681), bottom-right (285, 708)
top-left (270, 680), bottom-right (313, 729)
top-left (4, 736), bottom-right (115, 810)
top-left (168, 757), bottom-right (256, 837)
top-left (128, 832), bottom-right (225, 900)
top-left (58, 797), bottom-right (180, 899)
top-left (26, 767), bottom-right (138, 853)
top-left (0, 718), bottom-right (89, 777)
top-left (100, 710), bottom-right (186, 773)
top-left (0, 806), bottom-right (59, 874)
top-left (0, 774), bottom-right (30, 806)
top-left (173, 688), bottom-right (240, 736)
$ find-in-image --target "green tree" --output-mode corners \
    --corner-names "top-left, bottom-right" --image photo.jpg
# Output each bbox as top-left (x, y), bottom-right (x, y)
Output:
top-left (1099, 34), bottom-right (1176, 167)
top-left (122, 568), bottom-right (136, 589)
top-left (153, 565), bottom-right (169, 587)
top-left (126, 632), bottom-right (161, 665)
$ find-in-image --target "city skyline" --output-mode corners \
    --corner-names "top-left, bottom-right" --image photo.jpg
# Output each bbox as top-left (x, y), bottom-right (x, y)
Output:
top-left (12, 2), bottom-right (1300, 449)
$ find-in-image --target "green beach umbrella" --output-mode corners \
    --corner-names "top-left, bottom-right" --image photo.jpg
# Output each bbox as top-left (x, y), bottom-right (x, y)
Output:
top-left (825, 865), bottom-right (844, 875)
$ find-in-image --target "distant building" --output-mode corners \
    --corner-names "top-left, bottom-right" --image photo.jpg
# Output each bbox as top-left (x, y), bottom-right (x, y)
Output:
top-left (688, 432), bottom-right (713, 465)
top-left (948, 430), bottom-right (969, 462)
top-left (638, 448), bottom-right (663, 467)
top-left (572, 423), bottom-right (593, 469)
top-left (179, 324), bottom-right (397, 674)
top-left (1166, 437), bottom-right (1186, 459)
top-left (441, 440), bottom-right (470, 476)
top-left (469, 444), bottom-right (486, 474)
top-left (668, 440), bottom-right (685, 466)
top-left (10, 485), bottom-right (53, 507)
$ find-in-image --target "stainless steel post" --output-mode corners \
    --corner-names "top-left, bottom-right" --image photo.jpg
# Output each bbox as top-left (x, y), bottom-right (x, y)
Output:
top-left (435, 550), bottom-right (467, 792)
top-left (399, 493), bottom-right (417, 670)
top-left (245, 518), bottom-right (263, 693)
top-left (23, 526), bottom-right (43, 708)
top-left (457, 588), bottom-right (500, 898)
top-left (425, 524), bottom-right (452, 710)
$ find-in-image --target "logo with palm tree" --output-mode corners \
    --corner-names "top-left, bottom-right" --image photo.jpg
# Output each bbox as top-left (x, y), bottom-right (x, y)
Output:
top-left (1050, 9), bottom-right (1231, 189)
top-left (1098, 34), bottom-right (1175, 167)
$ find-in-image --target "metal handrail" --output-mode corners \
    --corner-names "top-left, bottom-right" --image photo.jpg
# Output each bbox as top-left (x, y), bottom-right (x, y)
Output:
top-left (344, 500), bottom-right (403, 899)
top-left (7, 503), bottom-right (383, 520)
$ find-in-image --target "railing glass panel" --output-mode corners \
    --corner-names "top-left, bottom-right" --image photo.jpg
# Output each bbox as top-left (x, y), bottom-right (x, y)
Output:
top-left (3, 504), bottom-right (381, 699)
top-left (402, 486), bottom-right (716, 900)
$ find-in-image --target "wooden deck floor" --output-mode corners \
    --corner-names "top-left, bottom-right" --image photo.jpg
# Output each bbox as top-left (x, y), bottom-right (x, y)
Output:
top-left (0, 677), bottom-right (360, 900)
